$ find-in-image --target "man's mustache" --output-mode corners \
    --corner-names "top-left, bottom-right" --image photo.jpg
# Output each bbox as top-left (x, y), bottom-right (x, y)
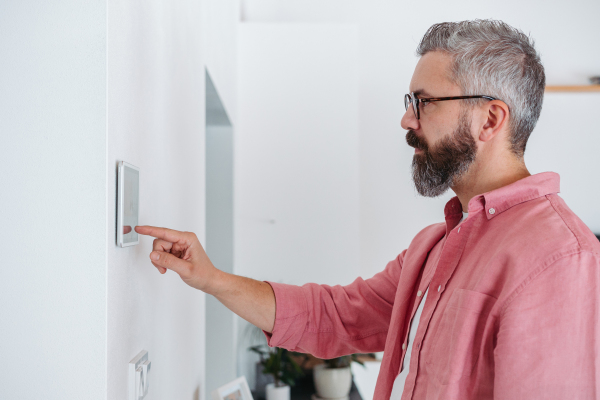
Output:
top-left (406, 130), bottom-right (428, 151)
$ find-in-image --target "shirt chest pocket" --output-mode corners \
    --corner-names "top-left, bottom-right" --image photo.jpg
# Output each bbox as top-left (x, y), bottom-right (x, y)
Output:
top-left (425, 289), bottom-right (496, 385)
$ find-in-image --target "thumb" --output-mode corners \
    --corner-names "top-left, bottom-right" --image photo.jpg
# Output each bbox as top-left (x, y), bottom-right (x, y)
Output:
top-left (150, 250), bottom-right (191, 275)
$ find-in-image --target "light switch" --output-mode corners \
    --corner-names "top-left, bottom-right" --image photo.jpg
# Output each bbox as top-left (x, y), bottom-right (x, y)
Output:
top-left (142, 360), bottom-right (151, 394)
top-left (135, 367), bottom-right (143, 397)
top-left (129, 350), bottom-right (151, 400)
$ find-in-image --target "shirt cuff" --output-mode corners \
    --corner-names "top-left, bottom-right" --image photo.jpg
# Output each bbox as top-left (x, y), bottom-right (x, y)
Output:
top-left (262, 281), bottom-right (309, 350)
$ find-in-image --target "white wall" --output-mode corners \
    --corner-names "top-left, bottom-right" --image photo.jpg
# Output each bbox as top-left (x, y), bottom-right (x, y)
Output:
top-left (106, 1), bottom-right (240, 398)
top-left (107, 1), bottom-right (207, 399)
top-left (236, 23), bottom-right (360, 387)
top-left (203, 0), bottom-right (241, 126)
top-left (0, 1), bottom-right (107, 399)
top-left (236, 23), bottom-right (359, 287)
top-left (526, 93), bottom-right (600, 232)
top-left (241, 0), bottom-right (357, 23)
top-left (241, 0), bottom-right (600, 280)
top-left (1, 0), bottom-right (240, 399)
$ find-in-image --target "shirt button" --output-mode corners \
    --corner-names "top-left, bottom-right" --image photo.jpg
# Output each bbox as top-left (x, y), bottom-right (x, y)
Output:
top-left (438, 285), bottom-right (442, 292)
top-left (402, 343), bottom-right (407, 350)
top-left (489, 208), bottom-right (496, 215)
top-left (417, 290), bottom-right (422, 297)
top-left (417, 342), bottom-right (420, 349)
top-left (457, 226), bottom-right (461, 233)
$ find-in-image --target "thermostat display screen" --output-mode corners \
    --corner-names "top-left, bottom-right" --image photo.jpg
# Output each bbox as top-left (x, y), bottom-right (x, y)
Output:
top-left (118, 162), bottom-right (140, 247)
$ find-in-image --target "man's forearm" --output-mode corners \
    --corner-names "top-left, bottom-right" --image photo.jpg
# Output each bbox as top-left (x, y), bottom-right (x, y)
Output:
top-left (134, 226), bottom-right (277, 333)
top-left (206, 269), bottom-right (276, 333)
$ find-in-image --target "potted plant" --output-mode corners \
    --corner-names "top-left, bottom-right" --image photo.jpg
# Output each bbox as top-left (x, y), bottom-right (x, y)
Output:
top-left (313, 354), bottom-right (371, 399)
top-left (249, 345), bottom-right (304, 400)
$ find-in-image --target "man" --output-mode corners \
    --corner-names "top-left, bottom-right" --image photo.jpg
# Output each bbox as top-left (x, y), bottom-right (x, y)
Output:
top-left (136, 20), bottom-right (600, 399)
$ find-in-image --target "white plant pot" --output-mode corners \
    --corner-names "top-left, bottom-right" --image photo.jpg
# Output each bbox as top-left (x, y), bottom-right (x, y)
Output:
top-left (313, 364), bottom-right (352, 399)
top-left (266, 383), bottom-right (290, 400)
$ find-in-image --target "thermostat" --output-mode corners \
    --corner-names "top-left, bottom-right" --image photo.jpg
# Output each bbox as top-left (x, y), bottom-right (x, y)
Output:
top-left (117, 161), bottom-right (140, 247)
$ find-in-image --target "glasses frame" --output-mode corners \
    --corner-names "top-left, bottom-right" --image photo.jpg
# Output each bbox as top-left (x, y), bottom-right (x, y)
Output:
top-left (404, 92), bottom-right (497, 120)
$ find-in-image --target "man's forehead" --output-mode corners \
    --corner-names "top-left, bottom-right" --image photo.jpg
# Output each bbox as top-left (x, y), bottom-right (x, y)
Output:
top-left (409, 51), bottom-right (458, 95)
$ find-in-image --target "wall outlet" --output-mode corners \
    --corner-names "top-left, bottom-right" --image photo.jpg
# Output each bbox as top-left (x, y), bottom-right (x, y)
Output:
top-left (129, 350), bottom-right (151, 400)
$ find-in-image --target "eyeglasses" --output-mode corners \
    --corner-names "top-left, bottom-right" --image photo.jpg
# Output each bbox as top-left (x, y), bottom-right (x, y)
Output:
top-left (404, 92), bottom-right (497, 120)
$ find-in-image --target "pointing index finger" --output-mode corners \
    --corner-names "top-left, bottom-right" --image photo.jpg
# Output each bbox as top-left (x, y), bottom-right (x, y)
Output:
top-left (135, 225), bottom-right (189, 243)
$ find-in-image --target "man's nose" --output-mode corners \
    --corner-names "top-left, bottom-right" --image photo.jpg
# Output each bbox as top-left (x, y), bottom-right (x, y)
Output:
top-left (401, 105), bottom-right (420, 131)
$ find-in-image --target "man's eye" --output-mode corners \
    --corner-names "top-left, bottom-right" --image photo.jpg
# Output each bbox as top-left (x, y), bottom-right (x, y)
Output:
top-left (419, 101), bottom-right (430, 109)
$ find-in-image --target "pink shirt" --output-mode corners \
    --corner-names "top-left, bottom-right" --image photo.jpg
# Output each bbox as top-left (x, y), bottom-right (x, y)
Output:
top-left (265, 172), bottom-right (600, 400)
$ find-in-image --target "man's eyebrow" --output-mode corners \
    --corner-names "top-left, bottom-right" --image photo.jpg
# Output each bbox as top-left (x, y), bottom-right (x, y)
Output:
top-left (412, 89), bottom-right (433, 97)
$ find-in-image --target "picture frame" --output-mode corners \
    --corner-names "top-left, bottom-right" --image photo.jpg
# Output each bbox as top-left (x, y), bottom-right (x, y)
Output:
top-left (211, 377), bottom-right (254, 400)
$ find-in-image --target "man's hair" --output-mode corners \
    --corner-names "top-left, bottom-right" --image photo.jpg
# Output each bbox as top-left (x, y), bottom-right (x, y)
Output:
top-left (416, 20), bottom-right (545, 157)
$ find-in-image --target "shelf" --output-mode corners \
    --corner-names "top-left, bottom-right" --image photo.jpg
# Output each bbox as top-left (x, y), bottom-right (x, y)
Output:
top-left (545, 85), bottom-right (600, 92)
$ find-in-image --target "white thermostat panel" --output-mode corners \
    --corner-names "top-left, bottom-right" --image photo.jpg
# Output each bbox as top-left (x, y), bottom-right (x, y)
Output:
top-left (117, 161), bottom-right (140, 247)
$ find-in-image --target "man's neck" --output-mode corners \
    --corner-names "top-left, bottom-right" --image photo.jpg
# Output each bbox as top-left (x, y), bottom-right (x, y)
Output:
top-left (452, 156), bottom-right (531, 213)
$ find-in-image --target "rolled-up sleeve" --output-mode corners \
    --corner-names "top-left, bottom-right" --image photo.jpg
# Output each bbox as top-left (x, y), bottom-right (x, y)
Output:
top-left (263, 251), bottom-right (405, 359)
top-left (493, 251), bottom-right (600, 400)
top-left (263, 282), bottom-right (310, 350)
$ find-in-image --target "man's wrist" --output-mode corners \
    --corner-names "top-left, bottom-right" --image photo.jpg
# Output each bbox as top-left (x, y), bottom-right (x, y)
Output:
top-left (201, 267), bottom-right (228, 296)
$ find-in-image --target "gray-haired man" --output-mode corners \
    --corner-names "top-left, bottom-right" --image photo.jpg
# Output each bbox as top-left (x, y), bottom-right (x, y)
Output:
top-left (137, 20), bottom-right (600, 400)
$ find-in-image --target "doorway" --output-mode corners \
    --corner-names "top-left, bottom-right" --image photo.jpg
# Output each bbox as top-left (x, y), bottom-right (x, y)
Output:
top-left (205, 68), bottom-right (235, 396)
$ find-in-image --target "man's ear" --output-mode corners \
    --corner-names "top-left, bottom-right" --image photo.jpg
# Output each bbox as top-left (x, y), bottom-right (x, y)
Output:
top-left (479, 100), bottom-right (509, 142)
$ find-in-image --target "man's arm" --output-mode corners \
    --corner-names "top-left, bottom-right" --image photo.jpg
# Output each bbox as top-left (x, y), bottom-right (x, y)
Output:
top-left (494, 251), bottom-right (600, 400)
top-left (263, 255), bottom-right (402, 358)
top-left (135, 225), bottom-right (404, 358)
top-left (135, 225), bottom-right (276, 332)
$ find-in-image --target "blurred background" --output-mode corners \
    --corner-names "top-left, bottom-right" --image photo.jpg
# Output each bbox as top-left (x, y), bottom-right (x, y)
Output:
top-left (1, 0), bottom-right (599, 399)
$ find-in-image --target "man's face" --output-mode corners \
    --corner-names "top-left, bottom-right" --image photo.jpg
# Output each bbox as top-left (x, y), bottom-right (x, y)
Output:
top-left (401, 51), bottom-right (478, 197)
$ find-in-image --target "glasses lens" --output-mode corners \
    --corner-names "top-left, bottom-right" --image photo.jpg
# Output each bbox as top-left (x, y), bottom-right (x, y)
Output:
top-left (405, 93), bottom-right (420, 119)
top-left (410, 94), bottom-right (419, 120)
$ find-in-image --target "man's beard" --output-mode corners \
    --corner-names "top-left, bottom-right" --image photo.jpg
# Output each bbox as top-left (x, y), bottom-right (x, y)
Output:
top-left (405, 110), bottom-right (477, 197)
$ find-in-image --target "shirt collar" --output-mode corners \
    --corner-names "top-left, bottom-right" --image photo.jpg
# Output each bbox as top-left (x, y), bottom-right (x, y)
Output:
top-left (444, 172), bottom-right (561, 220)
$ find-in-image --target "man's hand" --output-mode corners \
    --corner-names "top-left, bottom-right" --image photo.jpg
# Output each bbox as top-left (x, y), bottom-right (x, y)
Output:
top-left (135, 225), bottom-right (276, 332)
top-left (135, 226), bottom-right (218, 293)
